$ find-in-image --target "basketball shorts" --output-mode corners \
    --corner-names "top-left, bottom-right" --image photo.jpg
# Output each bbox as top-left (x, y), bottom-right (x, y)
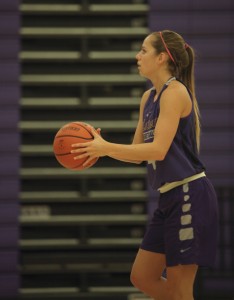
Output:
top-left (140, 177), bottom-right (219, 267)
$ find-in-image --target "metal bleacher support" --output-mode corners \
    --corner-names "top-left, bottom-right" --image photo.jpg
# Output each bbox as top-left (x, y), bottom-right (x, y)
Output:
top-left (20, 1), bottom-right (150, 299)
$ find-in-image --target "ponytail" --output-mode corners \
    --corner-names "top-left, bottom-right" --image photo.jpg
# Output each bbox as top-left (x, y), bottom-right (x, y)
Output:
top-left (181, 46), bottom-right (201, 152)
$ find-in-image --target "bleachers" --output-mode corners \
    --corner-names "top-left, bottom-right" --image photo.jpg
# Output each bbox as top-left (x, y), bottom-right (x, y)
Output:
top-left (19, 1), bottom-right (150, 299)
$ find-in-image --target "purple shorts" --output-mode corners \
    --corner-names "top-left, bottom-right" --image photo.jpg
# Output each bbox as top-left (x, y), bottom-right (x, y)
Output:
top-left (141, 177), bottom-right (219, 267)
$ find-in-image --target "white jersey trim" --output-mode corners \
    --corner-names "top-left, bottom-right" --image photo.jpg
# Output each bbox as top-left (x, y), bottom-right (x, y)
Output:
top-left (158, 171), bottom-right (206, 193)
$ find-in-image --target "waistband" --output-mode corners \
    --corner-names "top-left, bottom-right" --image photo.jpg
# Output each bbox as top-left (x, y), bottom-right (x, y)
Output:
top-left (158, 171), bottom-right (206, 193)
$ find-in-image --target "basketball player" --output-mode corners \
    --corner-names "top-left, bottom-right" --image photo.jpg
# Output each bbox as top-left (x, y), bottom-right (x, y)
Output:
top-left (71, 30), bottom-right (219, 300)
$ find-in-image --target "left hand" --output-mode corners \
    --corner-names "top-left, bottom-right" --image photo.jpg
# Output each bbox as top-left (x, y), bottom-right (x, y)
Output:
top-left (71, 127), bottom-right (108, 166)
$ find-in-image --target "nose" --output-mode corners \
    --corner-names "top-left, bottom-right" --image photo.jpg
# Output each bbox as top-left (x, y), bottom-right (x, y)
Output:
top-left (136, 51), bottom-right (140, 61)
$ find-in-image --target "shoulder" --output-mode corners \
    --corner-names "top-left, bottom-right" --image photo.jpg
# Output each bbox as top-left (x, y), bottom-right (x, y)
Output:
top-left (164, 80), bottom-right (190, 100)
top-left (160, 81), bottom-right (191, 115)
top-left (159, 81), bottom-right (192, 118)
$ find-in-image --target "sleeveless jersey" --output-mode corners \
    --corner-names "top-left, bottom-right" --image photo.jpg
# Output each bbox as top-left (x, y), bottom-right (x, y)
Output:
top-left (143, 78), bottom-right (205, 190)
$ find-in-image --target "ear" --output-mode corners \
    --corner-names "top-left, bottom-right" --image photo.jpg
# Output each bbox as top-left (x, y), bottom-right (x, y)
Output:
top-left (157, 52), bottom-right (168, 64)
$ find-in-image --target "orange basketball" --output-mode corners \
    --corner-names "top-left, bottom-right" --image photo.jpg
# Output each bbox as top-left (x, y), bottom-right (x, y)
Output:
top-left (53, 122), bottom-right (98, 170)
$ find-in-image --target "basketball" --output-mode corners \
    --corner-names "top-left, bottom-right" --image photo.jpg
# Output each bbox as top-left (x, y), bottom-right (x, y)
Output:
top-left (53, 122), bottom-right (99, 170)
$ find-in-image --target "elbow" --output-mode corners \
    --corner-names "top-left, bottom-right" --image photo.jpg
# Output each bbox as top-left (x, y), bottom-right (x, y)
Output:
top-left (155, 152), bottom-right (165, 161)
top-left (158, 148), bottom-right (168, 160)
top-left (149, 142), bottom-right (168, 161)
top-left (150, 147), bottom-right (167, 161)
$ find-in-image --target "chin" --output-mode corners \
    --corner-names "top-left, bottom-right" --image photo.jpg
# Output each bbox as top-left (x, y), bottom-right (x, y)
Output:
top-left (139, 71), bottom-right (148, 80)
top-left (139, 69), bottom-right (144, 76)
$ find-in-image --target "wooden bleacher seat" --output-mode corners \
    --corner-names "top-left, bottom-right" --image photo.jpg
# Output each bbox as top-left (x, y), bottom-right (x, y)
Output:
top-left (20, 167), bottom-right (146, 179)
top-left (21, 27), bottom-right (149, 38)
top-left (21, 97), bottom-right (81, 107)
top-left (21, 97), bottom-right (140, 108)
top-left (19, 287), bottom-right (143, 300)
top-left (20, 51), bottom-right (82, 60)
top-left (21, 4), bottom-right (82, 14)
top-left (20, 237), bottom-right (142, 251)
top-left (20, 214), bottom-right (146, 226)
top-left (21, 74), bottom-right (145, 85)
top-left (20, 120), bottom-right (138, 131)
top-left (20, 50), bottom-right (138, 61)
top-left (20, 190), bottom-right (147, 202)
top-left (20, 3), bottom-right (148, 14)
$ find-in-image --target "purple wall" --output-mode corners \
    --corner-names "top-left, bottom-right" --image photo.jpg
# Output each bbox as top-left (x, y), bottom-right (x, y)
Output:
top-left (0, 0), bottom-right (20, 297)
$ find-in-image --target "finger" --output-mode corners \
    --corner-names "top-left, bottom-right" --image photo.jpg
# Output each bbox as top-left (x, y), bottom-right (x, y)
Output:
top-left (71, 148), bottom-right (86, 154)
top-left (74, 152), bottom-right (89, 160)
top-left (71, 142), bottom-right (90, 148)
top-left (83, 157), bottom-right (93, 167)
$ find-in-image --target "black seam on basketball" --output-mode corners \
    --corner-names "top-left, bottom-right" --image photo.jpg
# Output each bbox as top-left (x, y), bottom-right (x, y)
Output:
top-left (55, 151), bottom-right (86, 156)
top-left (55, 152), bottom-right (72, 156)
top-left (55, 134), bottom-right (93, 140)
top-left (71, 122), bottom-right (93, 138)
top-left (71, 160), bottom-right (85, 169)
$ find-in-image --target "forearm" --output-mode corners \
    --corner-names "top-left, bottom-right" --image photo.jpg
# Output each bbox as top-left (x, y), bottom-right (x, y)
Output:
top-left (108, 155), bottom-right (143, 164)
top-left (71, 130), bottom-right (164, 166)
top-left (105, 141), bottom-right (164, 162)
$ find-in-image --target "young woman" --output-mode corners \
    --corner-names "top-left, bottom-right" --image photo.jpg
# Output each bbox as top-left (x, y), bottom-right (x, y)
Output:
top-left (71, 30), bottom-right (219, 300)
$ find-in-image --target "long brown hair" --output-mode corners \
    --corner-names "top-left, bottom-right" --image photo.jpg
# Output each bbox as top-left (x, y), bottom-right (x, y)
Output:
top-left (150, 30), bottom-right (201, 151)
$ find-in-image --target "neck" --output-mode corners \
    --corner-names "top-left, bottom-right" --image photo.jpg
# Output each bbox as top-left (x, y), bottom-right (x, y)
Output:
top-left (154, 76), bottom-right (175, 101)
top-left (152, 73), bottom-right (174, 94)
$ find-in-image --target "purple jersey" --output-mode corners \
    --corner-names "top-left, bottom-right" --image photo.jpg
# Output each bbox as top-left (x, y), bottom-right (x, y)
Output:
top-left (143, 79), bottom-right (205, 190)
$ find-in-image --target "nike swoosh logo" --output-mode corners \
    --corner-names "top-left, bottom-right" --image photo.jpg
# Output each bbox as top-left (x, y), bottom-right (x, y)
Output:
top-left (180, 247), bottom-right (191, 253)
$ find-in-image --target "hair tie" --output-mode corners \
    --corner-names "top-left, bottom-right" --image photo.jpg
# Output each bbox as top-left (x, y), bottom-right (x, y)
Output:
top-left (184, 43), bottom-right (189, 50)
top-left (159, 31), bottom-right (176, 65)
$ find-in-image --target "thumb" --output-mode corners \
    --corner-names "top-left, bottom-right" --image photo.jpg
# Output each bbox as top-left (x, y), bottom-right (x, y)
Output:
top-left (89, 126), bottom-right (100, 138)
top-left (96, 128), bottom-right (101, 136)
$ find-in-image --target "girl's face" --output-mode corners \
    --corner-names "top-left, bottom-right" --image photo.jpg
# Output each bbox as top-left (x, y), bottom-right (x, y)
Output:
top-left (136, 35), bottom-right (159, 79)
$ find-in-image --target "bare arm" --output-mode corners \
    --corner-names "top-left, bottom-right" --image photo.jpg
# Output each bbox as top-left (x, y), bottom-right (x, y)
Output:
top-left (104, 86), bottom-right (190, 161)
top-left (71, 84), bottom-right (191, 166)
